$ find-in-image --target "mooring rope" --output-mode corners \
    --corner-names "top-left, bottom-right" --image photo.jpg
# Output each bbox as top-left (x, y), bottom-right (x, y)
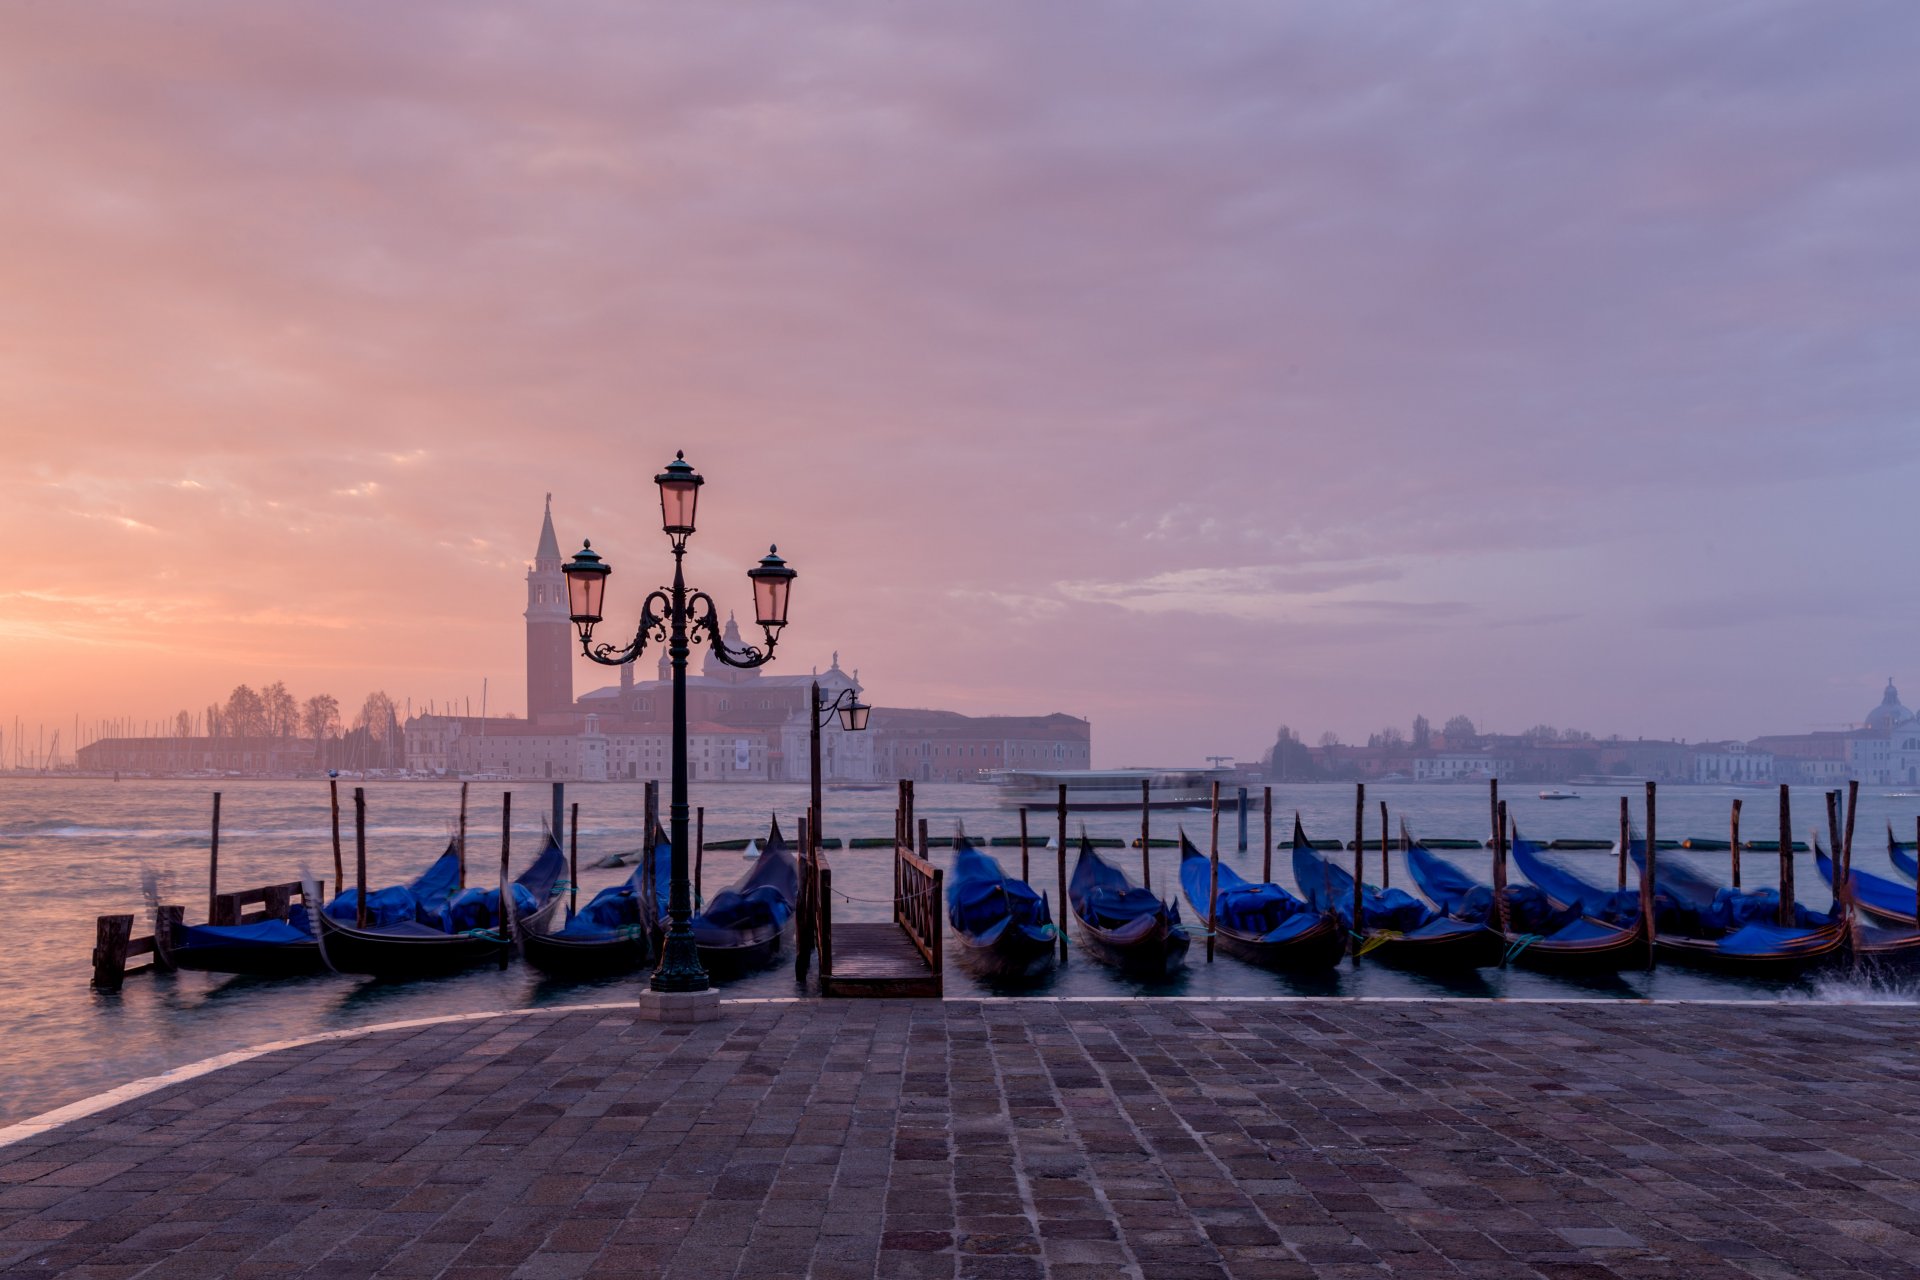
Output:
top-left (1353, 929), bottom-right (1403, 957)
top-left (825, 882), bottom-right (942, 905)
top-left (1504, 933), bottom-right (1545, 964)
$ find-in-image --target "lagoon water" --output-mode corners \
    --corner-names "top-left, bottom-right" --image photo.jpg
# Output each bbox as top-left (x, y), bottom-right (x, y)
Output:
top-left (3, 777), bottom-right (1917, 1126)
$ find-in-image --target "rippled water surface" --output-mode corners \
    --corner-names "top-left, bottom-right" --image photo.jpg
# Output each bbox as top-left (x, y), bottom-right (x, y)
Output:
top-left (3, 777), bottom-right (1916, 1124)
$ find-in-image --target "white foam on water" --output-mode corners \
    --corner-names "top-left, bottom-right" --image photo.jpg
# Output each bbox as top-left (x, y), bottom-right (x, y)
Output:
top-left (1794, 974), bottom-right (1920, 1005)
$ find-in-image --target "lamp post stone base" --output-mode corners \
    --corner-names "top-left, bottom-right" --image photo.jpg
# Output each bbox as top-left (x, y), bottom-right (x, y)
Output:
top-left (637, 987), bottom-right (721, 1023)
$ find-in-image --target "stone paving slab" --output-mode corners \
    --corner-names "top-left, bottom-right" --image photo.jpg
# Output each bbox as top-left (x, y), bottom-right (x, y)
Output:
top-left (2, 1000), bottom-right (1919, 1278)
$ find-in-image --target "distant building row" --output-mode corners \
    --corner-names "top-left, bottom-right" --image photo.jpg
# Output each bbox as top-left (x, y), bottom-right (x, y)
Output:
top-left (1275, 679), bottom-right (1920, 787)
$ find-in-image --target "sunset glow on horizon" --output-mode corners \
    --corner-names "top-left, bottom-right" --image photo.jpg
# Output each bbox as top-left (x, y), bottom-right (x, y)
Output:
top-left (4, 3), bottom-right (1919, 765)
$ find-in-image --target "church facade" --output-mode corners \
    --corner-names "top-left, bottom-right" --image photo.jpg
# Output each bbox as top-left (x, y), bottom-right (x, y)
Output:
top-left (402, 501), bottom-right (1090, 782)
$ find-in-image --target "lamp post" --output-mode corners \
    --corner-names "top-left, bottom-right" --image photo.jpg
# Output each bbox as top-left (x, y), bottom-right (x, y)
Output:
top-left (562, 452), bottom-right (795, 992)
top-left (810, 682), bottom-right (871, 860)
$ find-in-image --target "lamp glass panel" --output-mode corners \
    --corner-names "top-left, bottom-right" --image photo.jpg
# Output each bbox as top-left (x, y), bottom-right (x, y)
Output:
top-left (658, 482), bottom-right (699, 533)
top-left (567, 569), bottom-right (605, 622)
top-left (753, 574), bottom-right (790, 627)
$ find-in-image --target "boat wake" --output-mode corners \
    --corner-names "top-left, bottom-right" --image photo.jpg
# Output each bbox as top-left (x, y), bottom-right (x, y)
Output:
top-left (1795, 973), bottom-right (1920, 1005)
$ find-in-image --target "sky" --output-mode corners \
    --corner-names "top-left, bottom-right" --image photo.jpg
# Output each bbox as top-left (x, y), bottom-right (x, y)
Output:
top-left (2, 2), bottom-right (1918, 767)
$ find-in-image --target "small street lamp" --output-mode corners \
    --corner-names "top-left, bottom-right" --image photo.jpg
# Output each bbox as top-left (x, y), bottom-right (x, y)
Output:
top-left (563, 451), bottom-right (794, 993)
top-left (809, 682), bottom-right (871, 862)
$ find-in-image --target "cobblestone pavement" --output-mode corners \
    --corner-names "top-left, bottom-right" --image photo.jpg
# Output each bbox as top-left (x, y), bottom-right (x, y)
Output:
top-left (3, 1000), bottom-right (1920, 1279)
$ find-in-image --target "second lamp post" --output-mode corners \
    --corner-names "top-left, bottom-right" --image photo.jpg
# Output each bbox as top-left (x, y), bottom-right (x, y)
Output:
top-left (809, 681), bottom-right (871, 862)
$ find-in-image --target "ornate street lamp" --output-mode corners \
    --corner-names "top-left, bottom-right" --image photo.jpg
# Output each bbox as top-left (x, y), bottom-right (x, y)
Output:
top-left (809, 682), bottom-right (871, 866)
top-left (563, 451), bottom-right (793, 993)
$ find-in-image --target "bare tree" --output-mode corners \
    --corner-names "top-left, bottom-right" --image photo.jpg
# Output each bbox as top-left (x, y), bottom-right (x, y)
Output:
top-left (356, 691), bottom-right (398, 741)
top-left (174, 710), bottom-right (192, 738)
top-left (261, 681), bottom-right (298, 737)
top-left (1318, 731), bottom-right (1341, 748)
top-left (302, 693), bottom-right (341, 743)
top-left (225, 686), bottom-right (265, 737)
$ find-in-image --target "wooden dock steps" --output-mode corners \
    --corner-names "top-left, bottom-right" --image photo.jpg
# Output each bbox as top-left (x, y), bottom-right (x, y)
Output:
top-left (799, 781), bottom-right (943, 999)
top-left (819, 923), bottom-right (939, 998)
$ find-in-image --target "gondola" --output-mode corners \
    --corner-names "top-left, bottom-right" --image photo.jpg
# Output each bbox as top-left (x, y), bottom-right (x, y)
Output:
top-left (1887, 825), bottom-right (1919, 881)
top-left (1624, 841), bottom-right (1847, 976)
top-left (1817, 841), bottom-right (1917, 928)
top-left (1290, 818), bottom-right (1504, 972)
top-left (523, 855), bottom-right (654, 980)
top-left (159, 840), bottom-right (463, 978)
top-left (1404, 827), bottom-right (1648, 974)
top-left (640, 817), bottom-right (797, 980)
top-left (1175, 832), bottom-right (1344, 972)
top-left (1815, 841), bottom-right (1920, 972)
top-left (1068, 834), bottom-right (1189, 977)
top-left (945, 832), bottom-right (1058, 980)
top-left (318, 832), bottom-right (567, 978)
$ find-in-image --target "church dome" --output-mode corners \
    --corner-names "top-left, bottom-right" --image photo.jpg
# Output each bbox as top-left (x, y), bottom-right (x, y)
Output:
top-left (1865, 677), bottom-right (1914, 731)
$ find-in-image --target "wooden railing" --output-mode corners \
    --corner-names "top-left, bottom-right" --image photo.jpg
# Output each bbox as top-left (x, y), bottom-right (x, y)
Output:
top-left (895, 844), bottom-right (943, 976)
top-left (92, 878), bottom-right (324, 990)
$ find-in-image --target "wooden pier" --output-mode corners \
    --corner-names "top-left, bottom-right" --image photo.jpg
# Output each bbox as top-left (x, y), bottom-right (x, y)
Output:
top-left (801, 782), bottom-right (942, 998)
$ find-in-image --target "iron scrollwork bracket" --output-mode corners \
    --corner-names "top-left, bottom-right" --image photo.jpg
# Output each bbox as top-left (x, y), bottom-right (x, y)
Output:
top-left (580, 590), bottom-right (672, 666)
top-left (688, 591), bottom-right (780, 669)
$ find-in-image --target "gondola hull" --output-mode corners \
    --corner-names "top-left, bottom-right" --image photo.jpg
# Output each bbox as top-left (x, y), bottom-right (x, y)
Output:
top-left (1210, 916), bottom-right (1347, 973)
top-left (522, 926), bottom-right (650, 980)
top-left (1355, 924), bottom-right (1507, 973)
top-left (1505, 926), bottom-right (1648, 975)
top-left (1851, 925), bottom-right (1920, 974)
top-left (319, 894), bottom-right (565, 978)
top-left (1651, 923), bottom-right (1848, 977)
top-left (684, 915), bottom-right (791, 981)
top-left (165, 938), bottom-right (326, 978)
top-left (954, 923), bottom-right (1058, 980)
top-left (1070, 912), bottom-right (1190, 978)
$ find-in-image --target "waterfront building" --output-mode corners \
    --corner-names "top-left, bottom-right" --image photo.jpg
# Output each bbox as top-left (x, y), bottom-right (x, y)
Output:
top-left (1751, 731), bottom-right (1853, 785)
top-left (1411, 751), bottom-right (1510, 781)
top-left (74, 735), bottom-right (321, 775)
top-left (1838, 679), bottom-right (1920, 787)
top-left (1688, 741), bottom-right (1773, 784)
top-left (870, 709), bottom-right (1092, 783)
top-left (400, 500), bottom-right (1090, 782)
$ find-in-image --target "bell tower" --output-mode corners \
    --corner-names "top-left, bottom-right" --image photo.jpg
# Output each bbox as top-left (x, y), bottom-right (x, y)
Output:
top-left (525, 495), bottom-right (574, 723)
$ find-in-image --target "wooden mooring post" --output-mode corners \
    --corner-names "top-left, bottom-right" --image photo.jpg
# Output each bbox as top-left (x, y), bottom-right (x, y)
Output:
top-left (354, 786), bottom-right (369, 928)
top-left (1493, 800), bottom-right (1511, 943)
top-left (1019, 808), bottom-right (1030, 881)
top-left (569, 801), bottom-right (580, 918)
top-left (330, 779), bottom-right (344, 901)
top-left (796, 812), bottom-right (813, 982)
top-left (1262, 786), bottom-right (1273, 884)
top-left (1056, 784), bottom-right (1068, 962)
top-left (1351, 783), bottom-right (1365, 964)
top-left (1730, 798), bottom-right (1742, 889)
top-left (1139, 779), bottom-right (1150, 882)
top-left (1641, 782), bottom-right (1657, 971)
top-left (1617, 796), bottom-right (1629, 891)
top-left (1842, 779), bottom-right (1859, 910)
top-left (91, 915), bottom-right (133, 991)
top-left (207, 791), bottom-right (222, 923)
top-left (1777, 784), bottom-right (1794, 927)
top-left (1379, 800), bottom-right (1390, 887)
top-left (694, 806), bottom-right (705, 904)
top-left (1206, 782), bottom-right (1220, 963)
top-left (457, 780), bottom-right (469, 887)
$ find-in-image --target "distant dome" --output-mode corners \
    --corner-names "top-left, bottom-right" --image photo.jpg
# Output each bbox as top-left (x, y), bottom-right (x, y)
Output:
top-left (1865, 677), bottom-right (1914, 731)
